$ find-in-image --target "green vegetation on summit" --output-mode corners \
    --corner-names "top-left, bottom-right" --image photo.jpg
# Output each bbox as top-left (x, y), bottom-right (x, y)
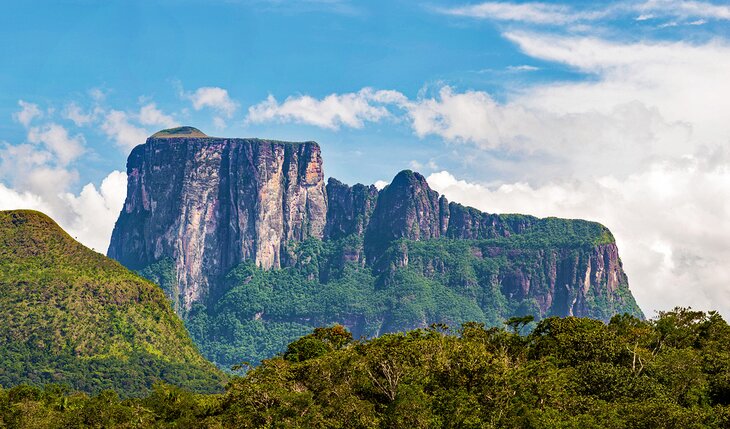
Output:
top-left (0, 210), bottom-right (223, 396)
top-left (151, 126), bottom-right (208, 138)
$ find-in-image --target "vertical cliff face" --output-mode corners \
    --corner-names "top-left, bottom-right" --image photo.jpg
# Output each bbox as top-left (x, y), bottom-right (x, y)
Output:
top-left (108, 128), bottom-right (326, 312)
top-left (109, 129), bottom-right (640, 329)
top-left (324, 178), bottom-right (379, 241)
top-left (108, 130), bottom-right (642, 365)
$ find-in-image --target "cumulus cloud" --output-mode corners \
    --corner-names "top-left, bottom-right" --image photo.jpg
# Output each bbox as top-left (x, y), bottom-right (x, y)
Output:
top-left (59, 170), bottom-right (127, 252)
top-left (0, 183), bottom-right (50, 212)
top-left (101, 110), bottom-right (149, 151)
top-left (186, 86), bottom-right (238, 117)
top-left (12, 100), bottom-right (42, 127)
top-left (427, 160), bottom-right (730, 318)
top-left (503, 32), bottom-right (730, 150)
top-left (246, 88), bottom-right (407, 130)
top-left (0, 170), bottom-right (127, 253)
top-left (63, 102), bottom-right (96, 126)
top-left (27, 123), bottom-right (85, 166)
top-left (373, 180), bottom-right (389, 190)
top-left (392, 34), bottom-right (730, 182)
top-left (247, 33), bottom-right (730, 182)
top-left (138, 103), bottom-right (178, 128)
top-left (212, 116), bottom-right (227, 130)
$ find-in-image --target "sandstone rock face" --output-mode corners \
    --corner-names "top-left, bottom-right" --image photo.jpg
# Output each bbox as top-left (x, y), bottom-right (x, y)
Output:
top-left (109, 130), bottom-right (639, 322)
top-left (108, 133), bottom-right (326, 312)
top-left (477, 243), bottom-right (629, 318)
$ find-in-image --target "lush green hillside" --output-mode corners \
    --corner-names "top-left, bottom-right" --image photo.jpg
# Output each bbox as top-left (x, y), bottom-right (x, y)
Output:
top-left (2, 309), bottom-right (729, 428)
top-left (0, 210), bottom-right (224, 396)
top-left (183, 227), bottom-right (641, 368)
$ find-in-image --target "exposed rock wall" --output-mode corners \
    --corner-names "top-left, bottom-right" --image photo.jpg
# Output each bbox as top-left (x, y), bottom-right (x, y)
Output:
top-left (324, 178), bottom-right (378, 241)
top-left (483, 243), bottom-right (629, 318)
top-left (108, 130), bottom-right (639, 321)
top-left (108, 134), bottom-right (326, 311)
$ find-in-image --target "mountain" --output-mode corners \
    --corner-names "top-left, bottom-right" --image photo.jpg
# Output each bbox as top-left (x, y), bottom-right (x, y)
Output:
top-left (108, 127), bottom-right (642, 366)
top-left (0, 209), bottom-right (223, 396)
top-left (108, 127), bottom-right (327, 313)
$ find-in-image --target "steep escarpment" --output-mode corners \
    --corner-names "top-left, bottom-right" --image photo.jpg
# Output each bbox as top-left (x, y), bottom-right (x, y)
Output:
top-left (0, 210), bottom-right (223, 396)
top-left (324, 178), bottom-right (378, 241)
top-left (108, 128), bottom-right (642, 367)
top-left (108, 128), bottom-right (326, 312)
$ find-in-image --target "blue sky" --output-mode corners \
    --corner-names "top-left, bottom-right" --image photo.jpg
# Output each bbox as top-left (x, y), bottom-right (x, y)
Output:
top-left (1, 0), bottom-right (547, 184)
top-left (3, 0), bottom-right (730, 316)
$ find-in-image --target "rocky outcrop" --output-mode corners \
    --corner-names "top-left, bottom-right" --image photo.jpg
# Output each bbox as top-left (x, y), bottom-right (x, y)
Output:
top-left (324, 178), bottom-right (378, 241)
top-left (108, 128), bottom-right (326, 312)
top-left (364, 170), bottom-right (449, 262)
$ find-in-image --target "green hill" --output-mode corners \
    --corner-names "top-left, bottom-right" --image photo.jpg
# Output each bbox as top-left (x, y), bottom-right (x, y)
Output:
top-left (0, 210), bottom-right (223, 396)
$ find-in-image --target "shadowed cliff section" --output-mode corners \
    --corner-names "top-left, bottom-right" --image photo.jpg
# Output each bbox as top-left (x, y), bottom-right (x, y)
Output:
top-left (0, 210), bottom-right (223, 396)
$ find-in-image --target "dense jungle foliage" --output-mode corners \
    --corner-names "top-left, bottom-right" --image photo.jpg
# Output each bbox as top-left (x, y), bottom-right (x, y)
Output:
top-left (0, 210), bottom-right (223, 396)
top-left (182, 229), bottom-right (641, 368)
top-left (3, 308), bottom-right (730, 428)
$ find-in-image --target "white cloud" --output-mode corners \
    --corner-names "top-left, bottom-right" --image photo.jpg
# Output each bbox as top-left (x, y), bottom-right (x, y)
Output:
top-left (101, 110), bottom-right (149, 151)
top-left (437, 0), bottom-right (730, 24)
top-left (636, 0), bottom-right (730, 21)
top-left (0, 142), bottom-right (51, 172)
top-left (428, 160), bottom-right (730, 318)
top-left (506, 64), bottom-right (540, 72)
top-left (27, 123), bottom-right (85, 166)
top-left (409, 159), bottom-right (439, 171)
top-left (89, 88), bottom-right (106, 101)
top-left (60, 170), bottom-right (127, 252)
top-left (138, 103), bottom-right (178, 128)
top-left (0, 171), bottom-right (127, 253)
top-left (12, 100), bottom-right (42, 127)
top-left (63, 102), bottom-right (96, 126)
top-left (186, 86), bottom-right (238, 117)
top-left (409, 160), bottom-right (423, 170)
top-left (373, 180), bottom-right (389, 190)
top-left (0, 143), bottom-right (80, 216)
top-left (0, 183), bottom-right (50, 212)
top-left (391, 34), bottom-right (730, 182)
top-left (212, 116), bottom-right (227, 130)
top-left (503, 33), bottom-right (730, 147)
top-left (246, 88), bottom-right (406, 130)
top-left (436, 2), bottom-right (599, 24)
